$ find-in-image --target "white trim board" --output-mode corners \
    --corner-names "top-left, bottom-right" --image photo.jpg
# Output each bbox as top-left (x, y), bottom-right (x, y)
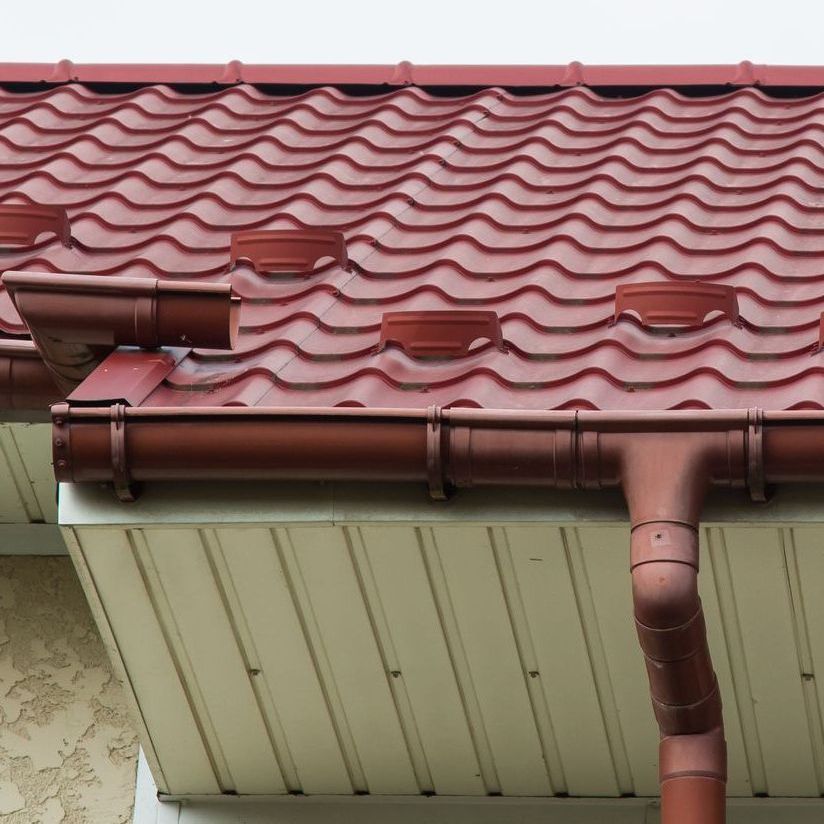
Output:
top-left (60, 480), bottom-right (824, 528)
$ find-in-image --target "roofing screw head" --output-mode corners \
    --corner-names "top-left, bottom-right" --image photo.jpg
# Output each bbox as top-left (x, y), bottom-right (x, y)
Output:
top-left (54, 417), bottom-right (64, 426)
top-left (54, 438), bottom-right (64, 447)
top-left (56, 459), bottom-right (67, 469)
top-left (248, 668), bottom-right (261, 677)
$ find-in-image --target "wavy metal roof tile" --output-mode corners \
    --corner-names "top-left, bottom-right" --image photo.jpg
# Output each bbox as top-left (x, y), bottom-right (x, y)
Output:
top-left (3, 71), bottom-right (824, 410)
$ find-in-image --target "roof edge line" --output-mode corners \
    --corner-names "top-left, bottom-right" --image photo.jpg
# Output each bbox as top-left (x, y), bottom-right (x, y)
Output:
top-left (5, 60), bottom-right (824, 88)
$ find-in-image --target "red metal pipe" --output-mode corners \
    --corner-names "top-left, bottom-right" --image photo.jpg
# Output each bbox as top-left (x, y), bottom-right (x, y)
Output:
top-left (660, 729), bottom-right (726, 824)
top-left (2, 272), bottom-right (240, 395)
top-left (618, 433), bottom-right (733, 824)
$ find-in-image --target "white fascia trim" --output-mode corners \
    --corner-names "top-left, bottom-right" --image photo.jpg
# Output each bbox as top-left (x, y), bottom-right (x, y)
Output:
top-left (61, 478), bottom-right (824, 529)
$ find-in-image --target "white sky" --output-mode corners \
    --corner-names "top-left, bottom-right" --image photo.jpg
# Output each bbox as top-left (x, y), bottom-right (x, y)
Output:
top-left (4, 0), bottom-right (824, 65)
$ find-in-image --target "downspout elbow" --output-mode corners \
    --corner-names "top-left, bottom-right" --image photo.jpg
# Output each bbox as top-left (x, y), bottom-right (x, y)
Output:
top-left (620, 434), bottom-right (726, 823)
top-left (631, 522), bottom-right (722, 736)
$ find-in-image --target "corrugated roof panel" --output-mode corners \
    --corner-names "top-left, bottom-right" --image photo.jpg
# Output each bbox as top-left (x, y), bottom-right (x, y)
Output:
top-left (5, 83), bottom-right (824, 409)
top-left (68, 522), bottom-right (824, 798)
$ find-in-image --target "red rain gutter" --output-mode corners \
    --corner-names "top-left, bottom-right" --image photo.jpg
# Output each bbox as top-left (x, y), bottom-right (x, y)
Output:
top-left (3, 60), bottom-right (824, 87)
top-left (1, 271), bottom-right (240, 398)
top-left (51, 403), bottom-right (824, 823)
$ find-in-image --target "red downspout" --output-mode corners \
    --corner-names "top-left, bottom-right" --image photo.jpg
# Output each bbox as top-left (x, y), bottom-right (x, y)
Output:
top-left (617, 433), bottom-right (732, 824)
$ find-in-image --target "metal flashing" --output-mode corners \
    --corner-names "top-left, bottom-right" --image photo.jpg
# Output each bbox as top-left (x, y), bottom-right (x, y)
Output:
top-left (66, 347), bottom-right (189, 407)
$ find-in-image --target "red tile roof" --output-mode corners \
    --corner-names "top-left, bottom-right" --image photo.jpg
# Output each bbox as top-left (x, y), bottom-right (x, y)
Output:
top-left (3, 65), bottom-right (824, 411)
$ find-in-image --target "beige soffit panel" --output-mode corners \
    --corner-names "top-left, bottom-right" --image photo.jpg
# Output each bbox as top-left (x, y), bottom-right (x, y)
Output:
top-left (0, 423), bottom-right (56, 524)
top-left (65, 517), bottom-right (824, 801)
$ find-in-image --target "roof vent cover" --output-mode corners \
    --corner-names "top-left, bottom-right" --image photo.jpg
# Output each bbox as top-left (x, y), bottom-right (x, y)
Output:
top-left (230, 230), bottom-right (348, 275)
top-left (378, 310), bottom-right (504, 358)
top-left (614, 282), bottom-right (740, 328)
top-left (0, 204), bottom-right (71, 248)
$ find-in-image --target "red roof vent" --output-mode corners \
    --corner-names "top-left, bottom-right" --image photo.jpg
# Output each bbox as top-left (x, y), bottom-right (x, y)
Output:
top-left (378, 310), bottom-right (504, 358)
top-left (614, 282), bottom-right (740, 328)
top-left (0, 204), bottom-right (71, 248)
top-left (230, 229), bottom-right (348, 275)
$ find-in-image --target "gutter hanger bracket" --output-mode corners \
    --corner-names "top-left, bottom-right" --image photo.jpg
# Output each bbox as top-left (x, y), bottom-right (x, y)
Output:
top-left (426, 405), bottom-right (450, 500)
top-left (747, 408), bottom-right (768, 502)
top-left (110, 403), bottom-right (136, 502)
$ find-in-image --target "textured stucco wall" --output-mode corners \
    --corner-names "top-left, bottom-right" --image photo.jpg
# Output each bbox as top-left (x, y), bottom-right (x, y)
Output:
top-left (0, 557), bottom-right (138, 823)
